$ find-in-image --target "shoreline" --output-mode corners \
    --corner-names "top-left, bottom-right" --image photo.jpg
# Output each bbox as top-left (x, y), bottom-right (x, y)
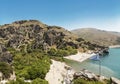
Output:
top-left (64, 52), bottom-right (96, 62)
top-left (45, 52), bottom-right (97, 84)
top-left (109, 45), bottom-right (120, 48)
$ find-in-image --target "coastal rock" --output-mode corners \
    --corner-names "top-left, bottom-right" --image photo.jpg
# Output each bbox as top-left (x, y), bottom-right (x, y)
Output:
top-left (73, 69), bottom-right (107, 81)
top-left (110, 77), bottom-right (120, 84)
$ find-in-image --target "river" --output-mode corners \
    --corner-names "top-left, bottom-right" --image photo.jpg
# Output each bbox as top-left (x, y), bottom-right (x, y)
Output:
top-left (66, 48), bottom-right (120, 79)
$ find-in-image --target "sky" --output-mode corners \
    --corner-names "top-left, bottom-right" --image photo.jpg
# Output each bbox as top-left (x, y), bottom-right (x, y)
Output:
top-left (0, 0), bottom-right (120, 32)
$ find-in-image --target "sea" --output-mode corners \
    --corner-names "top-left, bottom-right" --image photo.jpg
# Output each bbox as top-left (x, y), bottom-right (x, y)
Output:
top-left (66, 48), bottom-right (120, 79)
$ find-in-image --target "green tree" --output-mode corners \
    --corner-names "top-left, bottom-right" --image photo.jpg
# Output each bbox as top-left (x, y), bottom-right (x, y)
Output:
top-left (7, 78), bottom-right (30, 84)
top-left (32, 78), bottom-right (48, 84)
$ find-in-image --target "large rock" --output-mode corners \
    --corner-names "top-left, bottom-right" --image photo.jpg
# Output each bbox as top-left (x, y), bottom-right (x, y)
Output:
top-left (73, 69), bottom-right (106, 81)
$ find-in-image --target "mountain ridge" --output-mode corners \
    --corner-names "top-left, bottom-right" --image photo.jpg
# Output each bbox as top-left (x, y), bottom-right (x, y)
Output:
top-left (71, 28), bottom-right (120, 46)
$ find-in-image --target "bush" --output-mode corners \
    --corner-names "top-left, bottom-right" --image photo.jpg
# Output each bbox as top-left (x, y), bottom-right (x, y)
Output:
top-left (0, 62), bottom-right (13, 79)
top-left (13, 51), bottom-right (51, 80)
top-left (73, 78), bottom-right (103, 84)
top-left (27, 64), bottom-right (48, 80)
top-left (32, 78), bottom-right (48, 84)
top-left (48, 47), bottom-right (77, 57)
top-left (65, 46), bottom-right (77, 55)
top-left (47, 48), bottom-right (57, 56)
top-left (7, 78), bottom-right (30, 84)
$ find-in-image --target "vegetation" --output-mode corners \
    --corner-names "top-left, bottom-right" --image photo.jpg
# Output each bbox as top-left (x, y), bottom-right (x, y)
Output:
top-left (48, 46), bottom-right (77, 57)
top-left (32, 78), bottom-right (48, 84)
top-left (7, 78), bottom-right (48, 84)
top-left (73, 78), bottom-right (104, 84)
top-left (7, 78), bottom-right (30, 84)
top-left (6, 43), bottom-right (77, 83)
top-left (12, 49), bottom-right (51, 80)
top-left (0, 62), bottom-right (13, 79)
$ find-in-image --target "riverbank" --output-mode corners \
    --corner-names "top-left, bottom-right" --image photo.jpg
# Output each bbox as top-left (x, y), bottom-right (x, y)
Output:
top-left (64, 52), bottom-right (96, 62)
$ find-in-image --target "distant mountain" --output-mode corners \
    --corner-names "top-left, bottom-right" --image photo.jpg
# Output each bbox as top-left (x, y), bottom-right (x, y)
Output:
top-left (71, 28), bottom-right (120, 46)
top-left (111, 31), bottom-right (120, 37)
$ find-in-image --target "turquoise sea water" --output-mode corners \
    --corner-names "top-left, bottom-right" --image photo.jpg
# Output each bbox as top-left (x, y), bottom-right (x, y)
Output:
top-left (66, 48), bottom-right (120, 79)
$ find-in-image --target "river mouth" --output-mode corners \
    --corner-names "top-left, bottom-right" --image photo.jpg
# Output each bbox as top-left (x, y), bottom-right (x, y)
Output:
top-left (65, 48), bottom-right (120, 79)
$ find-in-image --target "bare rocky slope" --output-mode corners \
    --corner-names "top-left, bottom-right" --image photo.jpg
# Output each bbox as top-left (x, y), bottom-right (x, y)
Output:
top-left (0, 20), bottom-right (106, 56)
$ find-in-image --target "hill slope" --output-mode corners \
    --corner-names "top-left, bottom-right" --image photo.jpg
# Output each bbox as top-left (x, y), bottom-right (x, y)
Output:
top-left (0, 20), bottom-right (106, 54)
top-left (71, 28), bottom-right (120, 46)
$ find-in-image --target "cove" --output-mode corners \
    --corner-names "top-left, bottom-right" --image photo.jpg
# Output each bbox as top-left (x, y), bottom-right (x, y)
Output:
top-left (66, 48), bottom-right (120, 79)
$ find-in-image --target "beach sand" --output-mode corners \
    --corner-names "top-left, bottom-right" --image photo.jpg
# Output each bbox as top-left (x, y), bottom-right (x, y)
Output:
top-left (64, 52), bottom-right (96, 62)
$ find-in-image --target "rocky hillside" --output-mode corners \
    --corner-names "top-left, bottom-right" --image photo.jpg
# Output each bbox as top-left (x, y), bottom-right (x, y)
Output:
top-left (71, 28), bottom-right (120, 46)
top-left (0, 20), bottom-right (106, 54)
top-left (0, 20), bottom-right (78, 50)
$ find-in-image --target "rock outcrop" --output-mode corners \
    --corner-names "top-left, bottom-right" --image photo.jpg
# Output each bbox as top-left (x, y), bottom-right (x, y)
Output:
top-left (73, 69), bottom-right (107, 82)
top-left (0, 44), bottom-right (12, 63)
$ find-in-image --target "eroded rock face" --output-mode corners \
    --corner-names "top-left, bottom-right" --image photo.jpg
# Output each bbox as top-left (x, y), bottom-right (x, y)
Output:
top-left (0, 20), bottom-right (79, 51)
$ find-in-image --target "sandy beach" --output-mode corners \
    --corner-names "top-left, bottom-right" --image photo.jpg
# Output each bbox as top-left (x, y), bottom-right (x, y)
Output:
top-left (64, 52), bottom-right (96, 62)
top-left (109, 45), bottom-right (120, 48)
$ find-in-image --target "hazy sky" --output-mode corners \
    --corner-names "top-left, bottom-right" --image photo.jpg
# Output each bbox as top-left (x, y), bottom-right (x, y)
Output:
top-left (0, 0), bottom-right (120, 32)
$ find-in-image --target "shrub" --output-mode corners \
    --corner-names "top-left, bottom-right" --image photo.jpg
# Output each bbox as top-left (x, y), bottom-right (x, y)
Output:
top-left (0, 62), bottom-right (13, 79)
top-left (7, 78), bottom-right (30, 84)
top-left (73, 78), bottom-right (103, 84)
top-left (32, 78), bottom-right (48, 84)
top-left (13, 50), bottom-right (50, 80)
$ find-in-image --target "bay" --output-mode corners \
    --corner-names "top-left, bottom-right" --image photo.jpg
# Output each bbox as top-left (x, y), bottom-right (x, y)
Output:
top-left (66, 48), bottom-right (120, 79)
